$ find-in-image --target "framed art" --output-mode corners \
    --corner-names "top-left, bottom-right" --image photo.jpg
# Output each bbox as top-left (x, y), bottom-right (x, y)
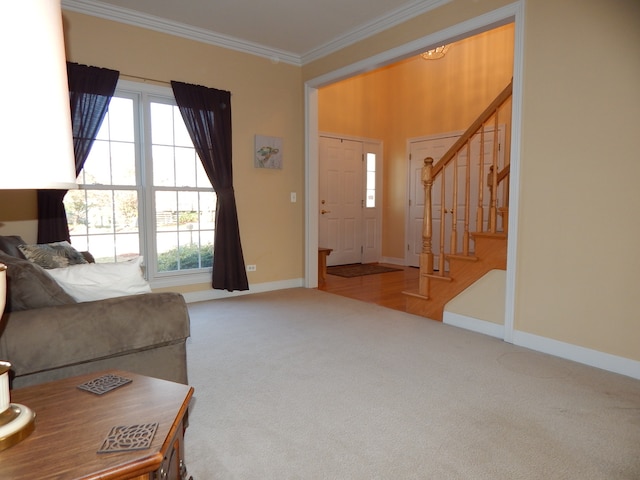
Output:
top-left (254, 135), bottom-right (283, 169)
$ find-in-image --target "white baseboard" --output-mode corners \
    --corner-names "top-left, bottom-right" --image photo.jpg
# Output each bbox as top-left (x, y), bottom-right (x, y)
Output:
top-left (443, 311), bottom-right (640, 380)
top-left (379, 256), bottom-right (405, 266)
top-left (181, 278), bottom-right (304, 304)
top-left (513, 330), bottom-right (640, 381)
top-left (443, 311), bottom-right (504, 339)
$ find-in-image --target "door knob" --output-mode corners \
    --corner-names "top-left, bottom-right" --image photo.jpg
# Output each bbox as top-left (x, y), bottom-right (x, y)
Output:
top-left (321, 209), bottom-right (331, 214)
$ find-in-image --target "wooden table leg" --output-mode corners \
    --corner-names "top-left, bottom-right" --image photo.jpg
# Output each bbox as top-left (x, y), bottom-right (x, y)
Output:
top-left (318, 248), bottom-right (332, 285)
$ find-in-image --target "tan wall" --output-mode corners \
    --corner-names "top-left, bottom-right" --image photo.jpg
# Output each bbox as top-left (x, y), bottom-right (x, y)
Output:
top-left (517, 0), bottom-right (640, 359)
top-left (318, 25), bottom-right (514, 259)
top-left (310, 0), bottom-right (640, 362)
top-left (0, 11), bottom-right (306, 293)
top-left (2, 0), bottom-right (638, 363)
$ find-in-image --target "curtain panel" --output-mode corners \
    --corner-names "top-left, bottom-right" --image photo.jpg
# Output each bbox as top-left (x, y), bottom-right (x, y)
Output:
top-left (37, 62), bottom-right (119, 244)
top-left (171, 81), bottom-right (249, 292)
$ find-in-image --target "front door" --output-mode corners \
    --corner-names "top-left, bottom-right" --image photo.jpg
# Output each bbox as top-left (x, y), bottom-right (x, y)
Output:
top-left (319, 136), bottom-right (363, 266)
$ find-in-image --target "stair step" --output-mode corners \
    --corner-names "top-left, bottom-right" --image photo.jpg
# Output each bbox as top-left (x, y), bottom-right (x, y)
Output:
top-left (471, 231), bottom-right (507, 239)
top-left (402, 289), bottom-right (428, 300)
top-left (446, 254), bottom-right (479, 262)
top-left (424, 273), bottom-right (452, 282)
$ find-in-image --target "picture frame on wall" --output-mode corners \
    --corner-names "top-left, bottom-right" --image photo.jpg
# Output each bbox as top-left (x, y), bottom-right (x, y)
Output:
top-left (254, 135), bottom-right (283, 169)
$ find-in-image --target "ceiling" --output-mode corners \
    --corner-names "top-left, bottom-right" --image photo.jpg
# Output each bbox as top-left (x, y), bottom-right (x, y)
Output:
top-left (61, 0), bottom-right (450, 65)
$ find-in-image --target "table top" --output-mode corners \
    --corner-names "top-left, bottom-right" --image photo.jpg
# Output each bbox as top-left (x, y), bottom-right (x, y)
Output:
top-left (0, 370), bottom-right (193, 480)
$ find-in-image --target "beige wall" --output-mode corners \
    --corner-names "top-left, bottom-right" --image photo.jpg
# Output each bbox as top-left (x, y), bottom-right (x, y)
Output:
top-left (1, 0), bottom-right (638, 364)
top-left (0, 11), bottom-right (306, 293)
top-left (308, 0), bottom-right (640, 363)
top-left (318, 25), bottom-right (514, 259)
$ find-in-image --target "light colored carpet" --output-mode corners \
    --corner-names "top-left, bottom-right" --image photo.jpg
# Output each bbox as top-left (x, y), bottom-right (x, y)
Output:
top-left (183, 288), bottom-right (640, 479)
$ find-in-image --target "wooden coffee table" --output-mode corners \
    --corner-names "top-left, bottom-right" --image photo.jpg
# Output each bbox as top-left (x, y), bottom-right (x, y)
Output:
top-left (0, 370), bottom-right (194, 479)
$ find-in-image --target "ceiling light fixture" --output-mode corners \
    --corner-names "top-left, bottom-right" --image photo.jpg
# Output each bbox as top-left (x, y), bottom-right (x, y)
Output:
top-left (420, 45), bottom-right (450, 60)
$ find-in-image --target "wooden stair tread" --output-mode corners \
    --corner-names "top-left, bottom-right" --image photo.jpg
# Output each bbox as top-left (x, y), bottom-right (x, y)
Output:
top-left (446, 254), bottom-right (479, 262)
top-left (402, 289), bottom-right (428, 300)
top-left (470, 231), bottom-right (507, 239)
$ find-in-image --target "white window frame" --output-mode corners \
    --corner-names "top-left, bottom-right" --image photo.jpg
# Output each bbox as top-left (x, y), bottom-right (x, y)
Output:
top-left (75, 80), bottom-right (214, 289)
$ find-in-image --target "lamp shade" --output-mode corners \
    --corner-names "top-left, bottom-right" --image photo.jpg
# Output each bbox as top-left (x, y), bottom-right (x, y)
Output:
top-left (0, 0), bottom-right (77, 190)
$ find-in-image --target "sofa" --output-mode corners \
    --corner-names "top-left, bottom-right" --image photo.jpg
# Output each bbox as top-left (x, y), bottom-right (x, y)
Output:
top-left (0, 235), bottom-right (190, 388)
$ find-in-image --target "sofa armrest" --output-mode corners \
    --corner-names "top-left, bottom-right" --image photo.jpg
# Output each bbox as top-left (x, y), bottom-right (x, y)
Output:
top-left (0, 292), bottom-right (190, 377)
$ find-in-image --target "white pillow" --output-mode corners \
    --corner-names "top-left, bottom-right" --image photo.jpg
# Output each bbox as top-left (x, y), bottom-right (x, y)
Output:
top-left (47, 256), bottom-right (152, 302)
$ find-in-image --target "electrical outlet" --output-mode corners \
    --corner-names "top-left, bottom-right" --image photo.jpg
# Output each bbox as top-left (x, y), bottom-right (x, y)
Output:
top-left (246, 264), bottom-right (257, 272)
top-left (290, 192), bottom-right (297, 203)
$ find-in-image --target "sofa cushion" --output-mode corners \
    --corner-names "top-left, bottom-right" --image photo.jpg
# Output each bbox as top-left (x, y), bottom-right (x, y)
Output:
top-left (0, 235), bottom-right (27, 259)
top-left (0, 252), bottom-right (76, 312)
top-left (18, 241), bottom-right (88, 269)
top-left (0, 292), bottom-right (190, 378)
top-left (46, 256), bottom-right (151, 302)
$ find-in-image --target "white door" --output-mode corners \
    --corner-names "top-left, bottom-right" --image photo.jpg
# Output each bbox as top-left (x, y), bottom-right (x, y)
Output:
top-left (319, 137), bottom-right (363, 265)
top-left (407, 128), bottom-right (504, 269)
top-left (319, 136), bottom-right (382, 266)
top-left (407, 134), bottom-right (458, 267)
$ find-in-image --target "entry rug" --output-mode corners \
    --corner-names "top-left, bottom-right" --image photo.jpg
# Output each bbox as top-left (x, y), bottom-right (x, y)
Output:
top-left (327, 263), bottom-right (402, 278)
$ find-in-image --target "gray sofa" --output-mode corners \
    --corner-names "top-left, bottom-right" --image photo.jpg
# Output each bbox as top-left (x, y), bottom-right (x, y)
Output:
top-left (0, 235), bottom-right (190, 388)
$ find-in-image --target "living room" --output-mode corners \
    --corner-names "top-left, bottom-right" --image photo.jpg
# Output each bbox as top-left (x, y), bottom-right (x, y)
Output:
top-left (0, 0), bottom-right (638, 476)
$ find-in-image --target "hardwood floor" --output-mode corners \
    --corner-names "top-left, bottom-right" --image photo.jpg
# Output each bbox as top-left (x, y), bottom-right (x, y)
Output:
top-left (318, 264), bottom-right (419, 313)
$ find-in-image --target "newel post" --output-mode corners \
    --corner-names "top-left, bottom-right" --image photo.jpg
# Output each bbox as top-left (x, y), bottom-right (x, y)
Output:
top-left (420, 158), bottom-right (434, 289)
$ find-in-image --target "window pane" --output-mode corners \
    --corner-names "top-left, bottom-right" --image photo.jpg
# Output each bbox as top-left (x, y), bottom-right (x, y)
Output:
top-left (85, 190), bottom-right (114, 234)
top-left (87, 234), bottom-right (117, 263)
top-left (114, 232), bottom-right (140, 262)
top-left (196, 160), bottom-right (210, 188)
top-left (113, 190), bottom-right (139, 232)
top-left (65, 189), bottom-right (88, 236)
top-left (153, 145), bottom-right (175, 186)
top-left (175, 147), bottom-right (197, 187)
top-left (82, 140), bottom-right (111, 184)
top-left (107, 97), bottom-right (134, 142)
top-left (173, 106), bottom-right (192, 147)
top-left (366, 153), bottom-right (376, 208)
top-left (111, 141), bottom-right (136, 185)
top-left (151, 103), bottom-right (174, 145)
top-left (157, 231), bottom-right (179, 272)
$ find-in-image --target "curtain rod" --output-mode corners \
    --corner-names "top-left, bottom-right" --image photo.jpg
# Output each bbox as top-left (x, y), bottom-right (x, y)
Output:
top-left (120, 73), bottom-right (232, 95)
top-left (120, 73), bottom-right (171, 86)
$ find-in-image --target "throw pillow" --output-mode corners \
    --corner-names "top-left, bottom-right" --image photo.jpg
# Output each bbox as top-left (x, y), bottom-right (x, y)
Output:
top-left (46, 256), bottom-right (152, 302)
top-left (0, 252), bottom-right (76, 312)
top-left (19, 241), bottom-right (89, 269)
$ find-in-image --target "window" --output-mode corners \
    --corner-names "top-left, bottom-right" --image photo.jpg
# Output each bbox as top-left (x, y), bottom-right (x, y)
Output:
top-left (64, 81), bottom-right (216, 285)
top-left (365, 152), bottom-right (376, 208)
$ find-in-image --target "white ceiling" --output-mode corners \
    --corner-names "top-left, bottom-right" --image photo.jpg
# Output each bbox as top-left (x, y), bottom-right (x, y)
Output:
top-left (61, 0), bottom-right (450, 65)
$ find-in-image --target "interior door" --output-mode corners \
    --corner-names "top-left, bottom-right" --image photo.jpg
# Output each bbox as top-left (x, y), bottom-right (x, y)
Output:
top-left (319, 137), bottom-right (363, 266)
top-left (407, 134), bottom-right (458, 267)
top-left (407, 128), bottom-right (504, 268)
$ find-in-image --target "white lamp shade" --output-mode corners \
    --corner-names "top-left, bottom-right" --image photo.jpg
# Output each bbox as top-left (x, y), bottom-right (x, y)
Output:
top-left (0, 0), bottom-right (77, 190)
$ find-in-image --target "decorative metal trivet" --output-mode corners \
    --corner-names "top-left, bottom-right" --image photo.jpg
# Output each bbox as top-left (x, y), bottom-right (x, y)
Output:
top-left (97, 422), bottom-right (158, 454)
top-left (77, 374), bottom-right (132, 395)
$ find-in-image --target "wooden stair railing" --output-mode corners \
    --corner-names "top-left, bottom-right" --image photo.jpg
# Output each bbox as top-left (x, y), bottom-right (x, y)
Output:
top-left (409, 80), bottom-right (513, 317)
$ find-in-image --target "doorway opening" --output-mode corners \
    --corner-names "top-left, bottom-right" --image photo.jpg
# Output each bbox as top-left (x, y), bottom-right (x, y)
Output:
top-left (306, 1), bottom-right (524, 343)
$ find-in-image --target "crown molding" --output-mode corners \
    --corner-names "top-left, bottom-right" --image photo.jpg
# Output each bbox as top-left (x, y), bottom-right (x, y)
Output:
top-left (62, 0), bottom-right (452, 67)
top-left (300, 0), bottom-right (452, 64)
top-left (61, 0), bottom-right (302, 65)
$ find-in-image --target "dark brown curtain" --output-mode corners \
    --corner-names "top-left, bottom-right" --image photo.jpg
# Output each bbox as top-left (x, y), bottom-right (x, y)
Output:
top-left (171, 81), bottom-right (248, 292)
top-left (37, 62), bottom-right (119, 244)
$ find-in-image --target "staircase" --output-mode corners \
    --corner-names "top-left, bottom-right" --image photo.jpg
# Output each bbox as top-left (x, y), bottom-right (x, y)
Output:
top-left (403, 80), bottom-right (512, 321)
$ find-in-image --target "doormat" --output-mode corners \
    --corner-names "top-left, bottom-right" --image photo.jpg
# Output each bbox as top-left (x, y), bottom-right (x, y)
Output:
top-left (327, 264), bottom-right (402, 278)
